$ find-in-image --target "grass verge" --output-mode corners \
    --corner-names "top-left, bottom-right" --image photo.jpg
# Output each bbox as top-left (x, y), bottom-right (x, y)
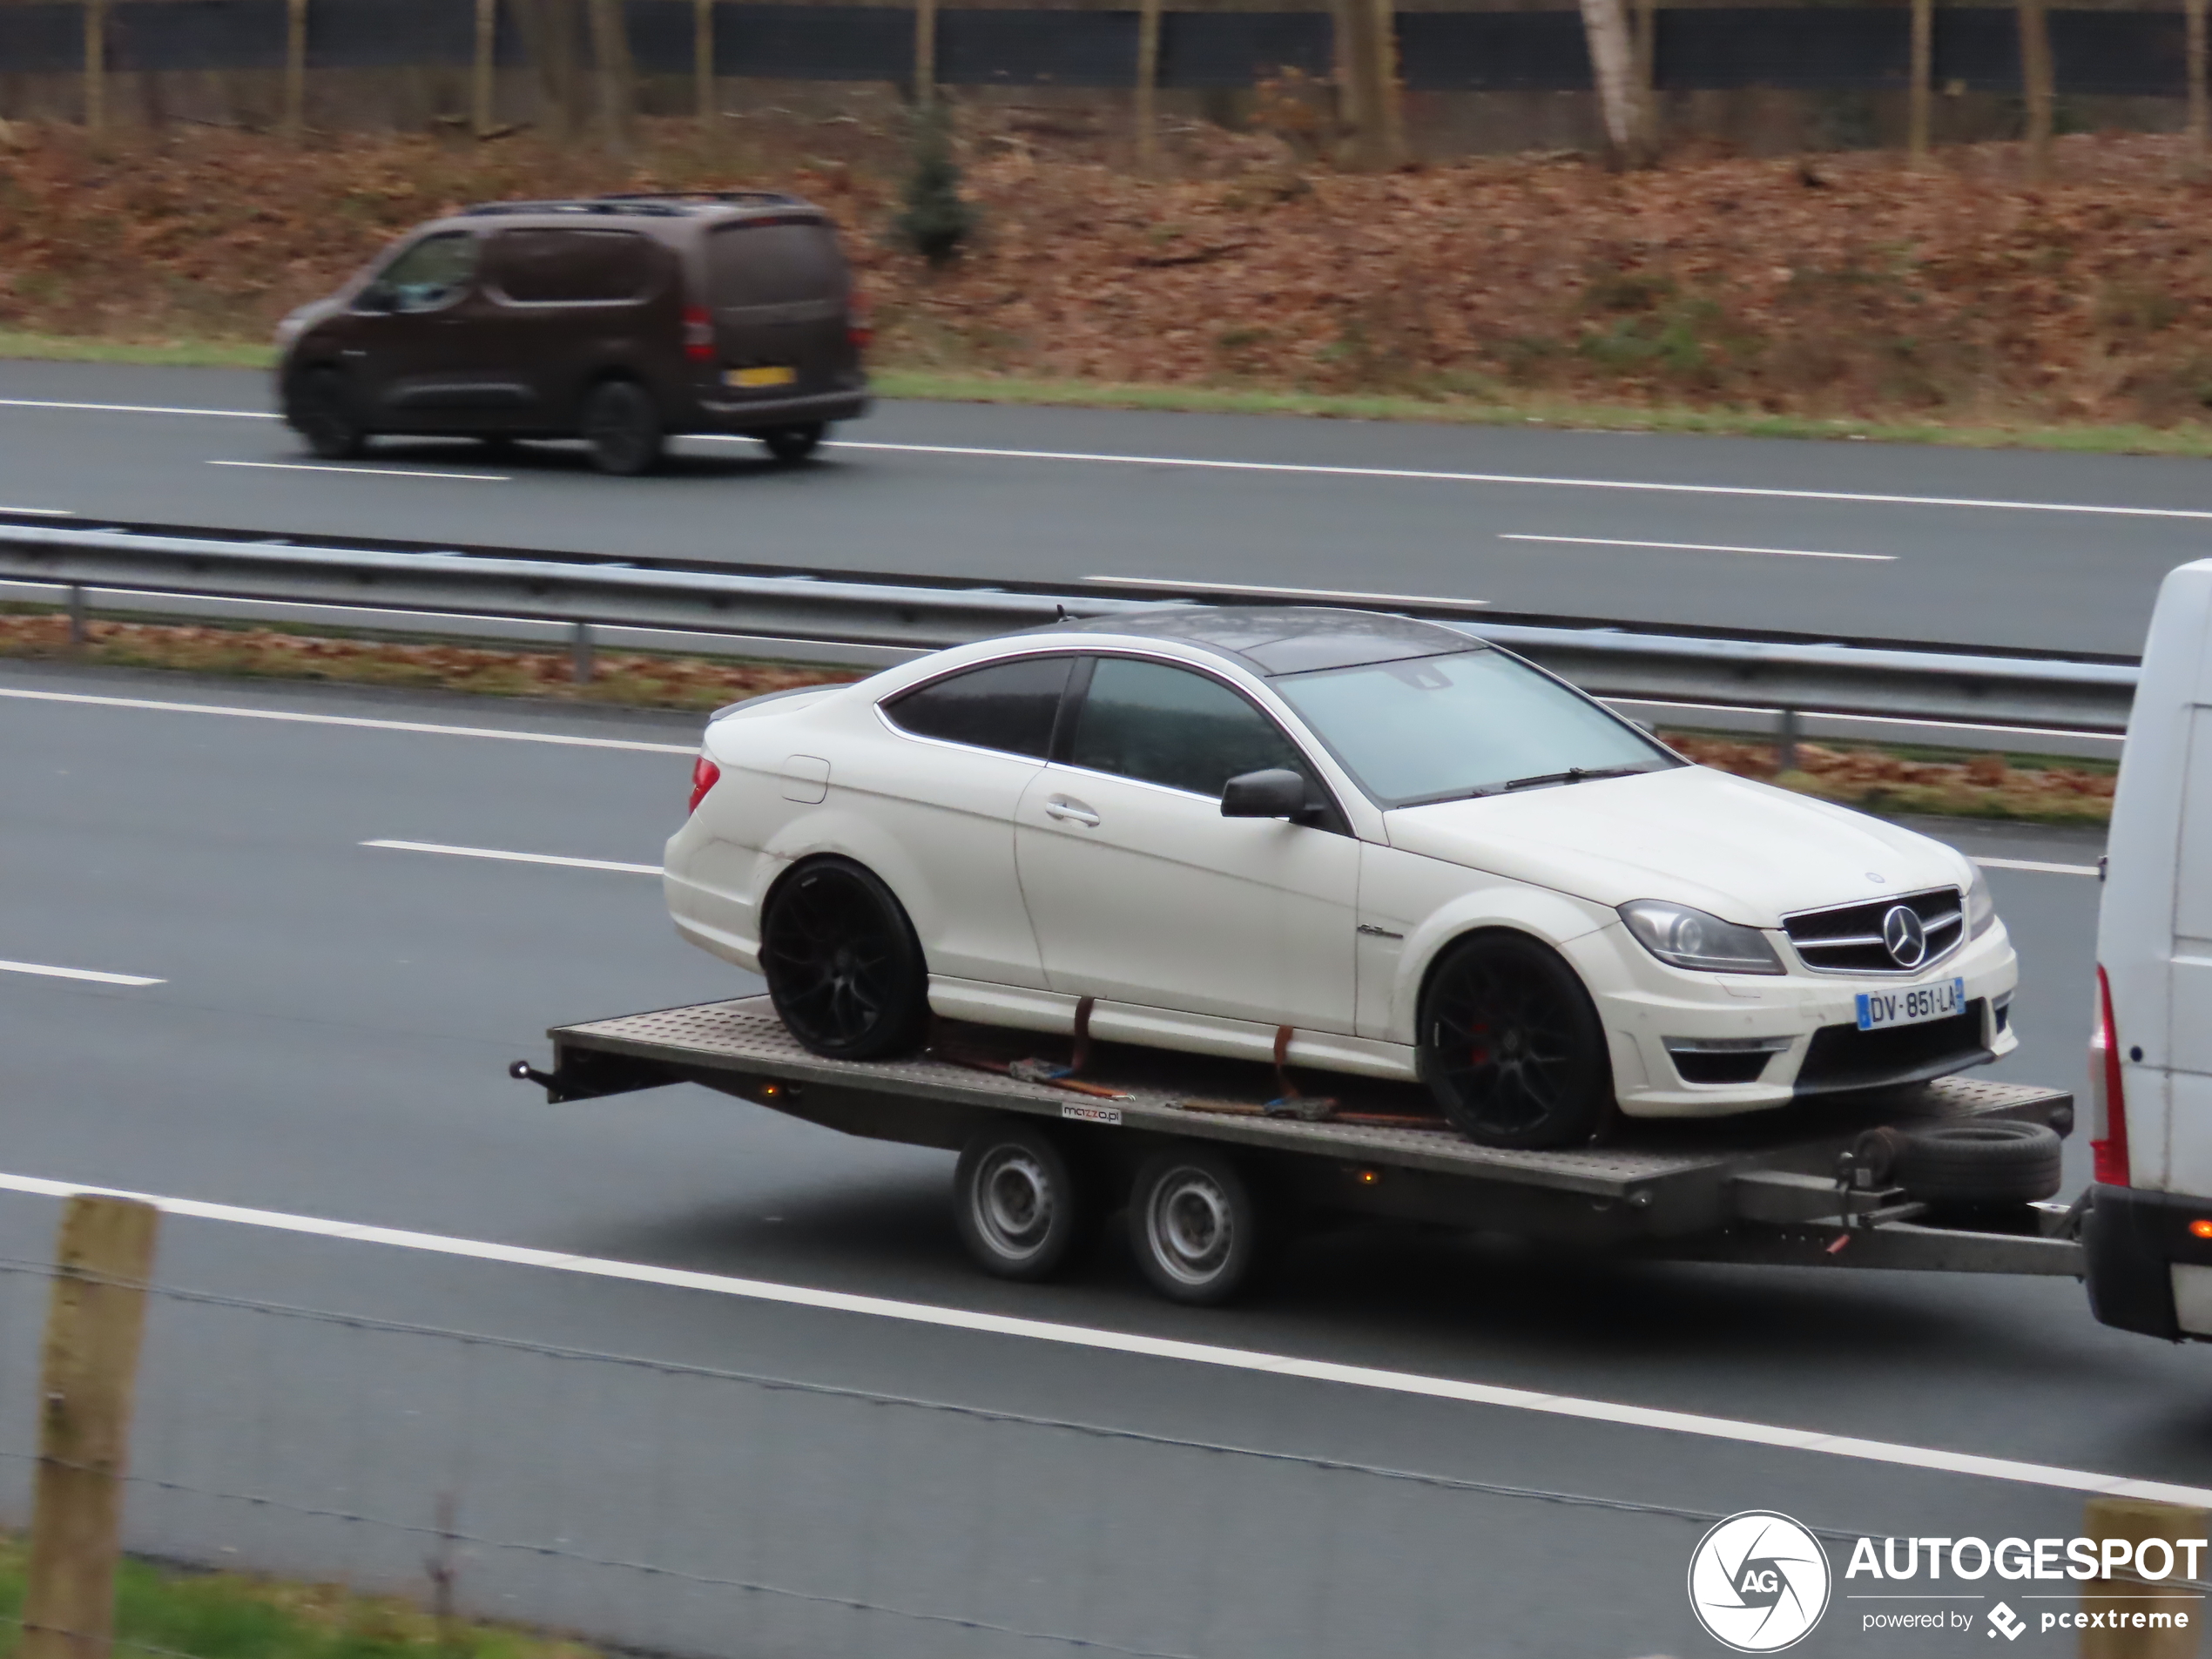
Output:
top-left (2, 329), bottom-right (2212, 456)
top-left (0, 1533), bottom-right (598, 1659)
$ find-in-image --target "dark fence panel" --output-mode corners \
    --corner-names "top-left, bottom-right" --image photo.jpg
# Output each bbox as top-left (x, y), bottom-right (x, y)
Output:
top-left (624, 0), bottom-right (693, 73)
top-left (1399, 11), bottom-right (1588, 91)
top-left (1659, 8), bottom-right (1909, 91)
top-left (111, 0), bottom-right (287, 71)
top-left (1157, 10), bottom-right (1329, 89)
top-left (2050, 9), bottom-right (2184, 94)
top-left (715, 3), bottom-right (911, 80)
top-left (0, 4), bottom-right (81, 75)
top-left (938, 6), bottom-right (1136, 86)
top-left (307, 0), bottom-right (483, 69)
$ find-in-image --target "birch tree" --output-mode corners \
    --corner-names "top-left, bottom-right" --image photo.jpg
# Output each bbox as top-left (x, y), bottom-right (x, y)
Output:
top-left (1580, 0), bottom-right (1645, 166)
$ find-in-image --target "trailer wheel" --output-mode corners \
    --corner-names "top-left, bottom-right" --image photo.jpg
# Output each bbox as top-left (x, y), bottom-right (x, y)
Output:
top-left (954, 1121), bottom-right (1089, 1281)
top-left (1896, 1121), bottom-right (2062, 1208)
top-left (1418, 933), bottom-right (1613, 1150)
top-left (1129, 1147), bottom-right (1264, 1305)
top-left (759, 857), bottom-right (930, 1060)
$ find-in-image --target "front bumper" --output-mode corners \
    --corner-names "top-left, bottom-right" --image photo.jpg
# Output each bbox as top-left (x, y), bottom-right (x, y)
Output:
top-left (2084, 1184), bottom-right (2212, 1340)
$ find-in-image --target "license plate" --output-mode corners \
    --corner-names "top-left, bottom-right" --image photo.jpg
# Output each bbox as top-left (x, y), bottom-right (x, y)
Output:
top-left (1856, 978), bottom-right (1967, 1031)
top-left (726, 365), bottom-right (796, 388)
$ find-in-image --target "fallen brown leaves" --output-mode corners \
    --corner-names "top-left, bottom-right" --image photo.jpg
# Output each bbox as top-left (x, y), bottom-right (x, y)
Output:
top-left (6, 116), bottom-right (2212, 424)
top-left (1668, 733), bottom-right (2115, 825)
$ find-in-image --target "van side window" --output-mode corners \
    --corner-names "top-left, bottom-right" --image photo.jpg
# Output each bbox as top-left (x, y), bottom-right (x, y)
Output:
top-left (707, 223), bottom-right (848, 308)
top-left (883, 657), bottom-right (1071, 759)
top-left (361, 233), bottom-right (477, 314)
top-left (489, 229), bottom-right (656, 304)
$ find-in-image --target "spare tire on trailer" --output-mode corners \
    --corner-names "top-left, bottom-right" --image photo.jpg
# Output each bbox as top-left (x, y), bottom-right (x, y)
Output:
top-left (1895, 1121), bottom-right (2063, 1208)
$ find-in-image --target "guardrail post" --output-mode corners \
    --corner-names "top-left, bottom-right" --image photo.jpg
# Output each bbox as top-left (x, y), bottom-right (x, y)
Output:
top-left (1775, 706), bottom-right (1801, 775)
top-left (65, 585), bottom-right (87, 649)
top-left (2077, 1495), bottom-right (2205, 1658)
top-left (570, 621), bottom-right (595, 685)
top-left (21, 1195), bottom-right (161, 1659)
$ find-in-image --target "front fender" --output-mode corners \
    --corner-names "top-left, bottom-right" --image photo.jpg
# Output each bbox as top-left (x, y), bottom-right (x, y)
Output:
top-left (1384, 886), bottom-right (1615, 1045)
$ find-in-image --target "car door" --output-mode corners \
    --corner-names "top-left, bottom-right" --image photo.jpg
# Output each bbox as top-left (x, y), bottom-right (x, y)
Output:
top-left (1014, 655), bottom-right (1359, 1033)
top-left (855, 652), bottom-right (1074, 989)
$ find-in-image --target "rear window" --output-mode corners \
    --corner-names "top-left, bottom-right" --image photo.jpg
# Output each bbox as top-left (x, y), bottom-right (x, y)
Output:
top-left (883, 657), bottom-right (1071, 759)
top-left (489, 229), bottom-right (657, 304)
top-left (707, 221), bottom-right (847, 308)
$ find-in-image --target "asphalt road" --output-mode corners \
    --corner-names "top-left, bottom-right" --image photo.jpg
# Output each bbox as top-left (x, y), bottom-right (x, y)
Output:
top-left (0, 659), bottom-right (2190, 1659)
top-left (4, 361), bottom-right (2212, 655)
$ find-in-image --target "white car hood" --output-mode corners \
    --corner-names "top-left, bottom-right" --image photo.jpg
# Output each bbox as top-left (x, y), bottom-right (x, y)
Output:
top-left (1384, 765), bottom-right (1970, 928)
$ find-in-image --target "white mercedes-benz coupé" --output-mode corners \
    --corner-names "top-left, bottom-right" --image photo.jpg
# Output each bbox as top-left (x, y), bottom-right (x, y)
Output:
top-left (664, 607), bottom-right (2018, 1148)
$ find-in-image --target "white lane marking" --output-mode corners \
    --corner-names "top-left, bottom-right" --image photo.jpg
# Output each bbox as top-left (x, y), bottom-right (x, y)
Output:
top-left (0, 1169), bottom-right (2199, 1508)
top-left (365, 839), bottom-right (662, 875)
top-left (1084, 576), bottom-right (1487, 609)
top-left (825, 439), bottom-right (2212, 523)
top-left (0, 397), bottom-right (274, 418)
top-left (0, 687), bottom-right (693, 754)
top-left (209, 460), bottom-right (509, 482)
top-left (0, 960), bottom-right (163, 987)
top-left (1973, 856), bottom-right (2101, 877)
top-left (1502, 533), bottom-right (1896, 563)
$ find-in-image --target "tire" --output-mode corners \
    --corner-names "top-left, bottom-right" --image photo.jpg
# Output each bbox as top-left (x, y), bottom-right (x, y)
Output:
top-left (1896, 1121), bottom-right (2062, 1208)
top-left (581, 379), bottom-right (664, 475)
top-left (288, 368), bottom-right (368, 460)
top-left (759, 857), bottom-right (929, 1060)
top-left (1128, 1146), bottom-right (1264, 1305)
top-left (1418, 932), bottom-right (1614, 1150)
top-left (953, 1120), bottom-right (1089, 1282)
top-left (761, 423), bottom-right (825, 464)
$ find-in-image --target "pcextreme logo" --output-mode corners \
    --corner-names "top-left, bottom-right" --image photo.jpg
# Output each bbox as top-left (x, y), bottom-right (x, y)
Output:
top-left (1688, 1512), bottom-right (1833, 1653)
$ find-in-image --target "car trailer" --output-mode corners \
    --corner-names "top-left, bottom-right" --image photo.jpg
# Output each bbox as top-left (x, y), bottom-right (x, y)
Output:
top-left (512, 996), bottom-right (2084, 1305)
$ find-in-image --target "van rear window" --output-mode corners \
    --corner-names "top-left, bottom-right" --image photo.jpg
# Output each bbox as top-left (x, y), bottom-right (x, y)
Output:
top-left (707, 222), bottom-right (847, 308)
top-left (490, 229), bottom-right (657, 304)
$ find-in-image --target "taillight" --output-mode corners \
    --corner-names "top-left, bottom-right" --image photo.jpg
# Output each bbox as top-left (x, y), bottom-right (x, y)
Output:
top-left (688, 755), bottom-right (720, 814)
top-left (846, 290), bottom-right (873, 352)
top-left (2091, 963), bottom-right (2131, 1186)
top-left (683, 305), bottom-right (715, 365)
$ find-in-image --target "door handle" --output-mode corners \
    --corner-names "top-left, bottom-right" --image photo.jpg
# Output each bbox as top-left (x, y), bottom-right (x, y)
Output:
top-left (1044, 797), bottom-right (1100, 827)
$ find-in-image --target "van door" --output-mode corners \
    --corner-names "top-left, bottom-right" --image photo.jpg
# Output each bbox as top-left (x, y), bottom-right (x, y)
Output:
top-left (482, 227), bottom-right (666, 425)
top-left (703, 220), bottom-right (854, 408)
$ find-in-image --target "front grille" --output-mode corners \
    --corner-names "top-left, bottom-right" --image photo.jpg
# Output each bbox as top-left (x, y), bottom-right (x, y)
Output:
top-left (1783, 886), bottom-right (1964, 974)
top-left (1794, 1002), bottom-right (1991, 1096)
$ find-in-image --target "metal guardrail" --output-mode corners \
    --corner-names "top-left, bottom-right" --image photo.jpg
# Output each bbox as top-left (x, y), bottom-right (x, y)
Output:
top-left (0, 522), bottom-right (2141, 736)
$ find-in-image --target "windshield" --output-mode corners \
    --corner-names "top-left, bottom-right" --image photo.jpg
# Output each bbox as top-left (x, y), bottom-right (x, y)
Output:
top-left (1271, 648), bottom-right (1676, 808)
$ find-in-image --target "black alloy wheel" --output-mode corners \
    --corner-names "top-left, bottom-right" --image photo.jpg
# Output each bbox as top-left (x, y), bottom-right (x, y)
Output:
top-left (290, 368), bottom-right (368, 461)
top-left (953, 1120), bottom-right (1090, 1281)
top-left (761, 422), bottom-right (825, 464)
top-left (581, 379), bottom-right (665, 475)
top-left (1419, 933), bottom-right (1613, 1150)
top-left (759, 858), bottom-right (929, 1060)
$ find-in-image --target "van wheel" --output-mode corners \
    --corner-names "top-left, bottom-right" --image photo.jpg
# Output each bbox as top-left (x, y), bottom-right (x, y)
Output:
top-left (1419, 933), bottom-right (1613, 1150)
top-left (1129, 1147), bottom-right (1264, 1305)
top-left (582, 380), bottom-right (664, 475)
top-left (761, 423), bottom-right (824, 464)
top-left (290, 369), bottom-right (368, 460)
top-left (954, 1120), bottom-right (1089, 1281)
top-left (759, 857), bottom-right (929, 1060)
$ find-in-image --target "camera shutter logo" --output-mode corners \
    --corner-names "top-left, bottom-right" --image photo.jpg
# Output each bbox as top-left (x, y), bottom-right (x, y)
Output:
top-left (1687, 1511), bottom-right (1831, 1653)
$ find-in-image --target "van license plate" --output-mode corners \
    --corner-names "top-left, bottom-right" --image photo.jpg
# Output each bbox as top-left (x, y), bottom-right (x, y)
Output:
top-left (727, 366), bottom-right (796, 388)
top-left (1855, 978), bottom-right (1966, 1031)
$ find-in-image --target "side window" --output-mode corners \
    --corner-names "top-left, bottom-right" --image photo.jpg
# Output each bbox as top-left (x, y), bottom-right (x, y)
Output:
top-left (489, 228), bottom-right (657, 304)
top-left (883, 656), bottom-right (1071, 759)
top-left (363, 233), bottom-right (477, 314)
top-left (1069, 658), bottom-right (1311, 798)
top-left (707, 222), bottom-right (849, 308)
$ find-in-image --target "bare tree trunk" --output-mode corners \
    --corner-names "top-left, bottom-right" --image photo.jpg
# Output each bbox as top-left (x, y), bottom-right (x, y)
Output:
top-left (1632, 0), bottom-right (1658, 158)
top-left (82, 0), bottom-right (106, 133)
top-left (474, 0), bottom-right (498, 135)
top-left (1329, 0), bottom-right (1400, 169)
top-left (694, 0), bottom-right (714, 125)
top-left (2018, 0), bottom-right (2053, 183)
top-left (1579, 0), bottom-right (1643, 166)
top-left (914, 0), bottom-right (937, 106)
top-left (513, 0), bottom-right (583, 140)
top-left (1908, 0), bottom-right (1932, 168)
top-left (587, 0), bottom-right (635, 154)
top-left (1135, 0), bottom-right (1161, 172)
top-left (283, 0), bottom-right (307, 139)
top-left (2188, 0), bottom-right (2208, 172)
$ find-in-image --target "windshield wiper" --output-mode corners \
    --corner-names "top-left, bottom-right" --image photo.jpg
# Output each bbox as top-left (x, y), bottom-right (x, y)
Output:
top-left (1501, 765), bottom-right (1645, 792)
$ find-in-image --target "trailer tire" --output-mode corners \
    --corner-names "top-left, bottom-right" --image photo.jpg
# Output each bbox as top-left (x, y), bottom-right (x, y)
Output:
top-left (1129, 1146), bottom-right (1264, 1306)
top-left (1895, 1121), bottom-right (2062, 1207)
top-left (954, 1120), bottom-right (1089, 1282)
top-left (759, 857), bottom-right (930, 1060)
top-left (1418, 932), bottom-right (1613, 1150)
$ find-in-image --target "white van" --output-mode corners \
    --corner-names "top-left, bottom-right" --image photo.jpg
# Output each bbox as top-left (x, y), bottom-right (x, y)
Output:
top-left (2085, 556), bottom-right (2212, 1340)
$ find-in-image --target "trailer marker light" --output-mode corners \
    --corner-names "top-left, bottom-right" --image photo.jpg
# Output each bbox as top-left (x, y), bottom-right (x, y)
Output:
top-left (2191, 1220), bottom-right (2212, 1240)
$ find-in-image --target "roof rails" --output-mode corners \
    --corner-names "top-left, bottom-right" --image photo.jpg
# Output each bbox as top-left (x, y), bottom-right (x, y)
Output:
top-left (597, 189), bottom-right (806, 207)
top-left (460, 199), bottom-right (690, 218)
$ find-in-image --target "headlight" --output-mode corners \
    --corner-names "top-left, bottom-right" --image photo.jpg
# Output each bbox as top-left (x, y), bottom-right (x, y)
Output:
top-left (1619, 900), bottom-right (1785, 974)
top-left (1966, 865), bottom-right (1998, 939)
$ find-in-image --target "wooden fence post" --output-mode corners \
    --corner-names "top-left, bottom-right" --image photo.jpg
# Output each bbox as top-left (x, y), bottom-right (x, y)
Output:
top-left (586, 0), bottom-right (635, 152)
top-left (1908, 0), bottom-right (1932, 167)
top-left (20, 1196), bottom-right (161, 1659)
top-left (2188, 0), bottom-right (2208, 172)
top-left (694, 0), bottom-right (714, 125)
top-left (914, 0), bottom-right (937, 106)
top-left (82, 0), bottom-right (106, 133)
top-left (1370, 0), bottom-right (1403, 166)
top-left (473, 0), bottom-right (497, 136)
top-left (2077, 1495), bottom-right (2206, 1659)
top-left (2018, 0), bottom-right (2054, 183)
top-left (1633, 0), bottom-right (1658, 158)
top-left (1134, 0), bottom-right (1160, 172)
top-left (283, 0), bottom-right (308, 138)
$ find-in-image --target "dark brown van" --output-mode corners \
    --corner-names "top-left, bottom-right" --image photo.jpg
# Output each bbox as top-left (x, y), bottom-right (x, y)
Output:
top-left (274, 191), bottom-right (870, 475)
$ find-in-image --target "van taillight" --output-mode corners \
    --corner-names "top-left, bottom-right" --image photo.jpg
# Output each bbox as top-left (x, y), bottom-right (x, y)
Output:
top-left (2091, 963), bottom-right (2131, 1187)
top-left (688, 755), bottom-right (720, 814)
top-left (683, 306), bottom-right (716, 365)
top-left (846, 290), bottom-right (873, 351)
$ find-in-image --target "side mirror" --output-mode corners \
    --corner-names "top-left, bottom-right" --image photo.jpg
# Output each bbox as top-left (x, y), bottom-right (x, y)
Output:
top-left (1221, 768), bottom-right (1308, 819)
